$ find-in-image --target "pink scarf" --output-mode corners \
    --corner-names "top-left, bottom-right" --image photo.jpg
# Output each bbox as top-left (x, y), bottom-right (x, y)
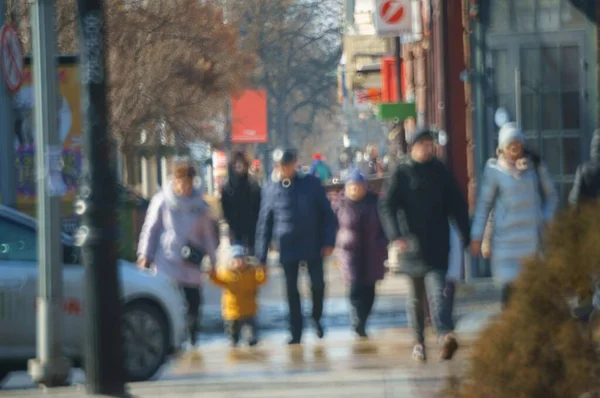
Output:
top-left (497, 154), bottom-right (530, 179)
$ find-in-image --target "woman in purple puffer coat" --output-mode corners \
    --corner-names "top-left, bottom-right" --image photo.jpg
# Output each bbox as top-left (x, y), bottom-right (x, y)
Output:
top-left (334, 170), bottom-right (388, 338)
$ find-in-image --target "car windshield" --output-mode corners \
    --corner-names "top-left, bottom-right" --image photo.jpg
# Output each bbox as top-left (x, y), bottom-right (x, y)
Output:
top-left (0, 217), bottom-right (37, 261)
top-left (0, 216), bottom-right (80, 264)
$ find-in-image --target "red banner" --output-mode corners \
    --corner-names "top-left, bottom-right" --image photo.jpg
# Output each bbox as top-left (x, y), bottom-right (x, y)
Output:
top-left (231, 89), bottom-right (268, 143)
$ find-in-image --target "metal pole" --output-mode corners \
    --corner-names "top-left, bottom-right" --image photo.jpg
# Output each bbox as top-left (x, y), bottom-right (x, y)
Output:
top-left (515, 67), bottom-right (522, 129)
top-left (393, 36), bottom-right (407, 154)
top-left (75, 0), bottom-right (125, 395)
top-left (27, 0), bottom-right (71, 387)
top-left (0, 0), bottom-right (16, 208)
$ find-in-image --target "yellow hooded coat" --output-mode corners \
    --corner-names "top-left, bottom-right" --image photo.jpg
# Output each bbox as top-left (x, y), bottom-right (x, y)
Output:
top-left (210, 266), bottom-right (267, 321)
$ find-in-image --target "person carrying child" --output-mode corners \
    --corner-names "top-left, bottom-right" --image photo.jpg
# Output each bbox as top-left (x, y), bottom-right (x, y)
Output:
top-left (209, 245), bottom-right (267, 347)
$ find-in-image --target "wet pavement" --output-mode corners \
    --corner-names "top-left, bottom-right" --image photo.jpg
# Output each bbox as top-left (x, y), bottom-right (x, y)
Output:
top-left (0, 230), bottom-right (501, 396)
top-left (2, 327), bottom-right (479, 397)
top-left (0, 305), bottom-right (500, 395)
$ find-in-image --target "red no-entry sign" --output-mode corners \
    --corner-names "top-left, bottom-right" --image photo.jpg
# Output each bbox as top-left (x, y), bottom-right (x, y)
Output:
top-left (374, 0), bottom-right (412, 37)
top-left (1, 24), bottom-right (24, 93)
top-left (379, 0), bottom-right (405, 24)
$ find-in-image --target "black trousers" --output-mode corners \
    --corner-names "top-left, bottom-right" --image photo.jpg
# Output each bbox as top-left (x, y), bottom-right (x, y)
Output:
top-left (282, 259), bottom-right (325, 340)
top-left (349, 283), bottom-right (376, 329)
top-left (501, 283), bottom-right (513, 310)
top-left (182, 286), bottom-right (202, 345)
top-left (225, 317), bottom-right (258, 346)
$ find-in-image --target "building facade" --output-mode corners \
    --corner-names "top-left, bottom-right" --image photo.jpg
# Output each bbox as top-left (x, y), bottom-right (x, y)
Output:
top-left (468, 0), bottom-right (598, 206)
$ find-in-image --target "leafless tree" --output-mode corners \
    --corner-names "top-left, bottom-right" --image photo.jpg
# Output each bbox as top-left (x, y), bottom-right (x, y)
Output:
top-left (9, 0), bottom-right (254, 149)
top-left (227, 0), bottom-right (342, 148)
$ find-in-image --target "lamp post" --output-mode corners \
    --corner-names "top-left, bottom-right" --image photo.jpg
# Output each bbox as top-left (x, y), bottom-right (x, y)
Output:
top-left (27, 0), bottom-right (71, 387)
top-left (76, 0), bottom-right (125, 395)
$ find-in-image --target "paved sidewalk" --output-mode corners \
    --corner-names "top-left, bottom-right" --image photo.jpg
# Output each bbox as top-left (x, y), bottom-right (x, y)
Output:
top-left (0, 229), bottom-right (502, 396)
top-left (0, 306), bottom-right (500, 395)
top-left (3, 326), bottom-right (487, 398)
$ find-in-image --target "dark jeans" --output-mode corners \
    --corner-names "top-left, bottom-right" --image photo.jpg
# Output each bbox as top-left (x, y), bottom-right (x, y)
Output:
top-left (182, 286), bottom-right (202, 345)
top-left (282, 259), bottom-right (325, 341)
top-left (225, 317), bottom-right (258, 346)
top-left (349, 283), bottom-right (376, 329)
top-left (501, 283), bottom-right (513, 310)
top-left (441, 281), bottom-right (456, 330)
top-left (406, 269), bottom-right (453, 344)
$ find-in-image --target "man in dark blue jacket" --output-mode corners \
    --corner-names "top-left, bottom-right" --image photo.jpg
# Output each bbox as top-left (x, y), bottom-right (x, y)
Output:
top-left (255, 149), bottom-right (337, 344)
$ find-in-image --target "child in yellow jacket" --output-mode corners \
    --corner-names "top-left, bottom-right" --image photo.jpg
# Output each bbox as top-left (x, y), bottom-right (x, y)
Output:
top-left (209, 245), bottom-right (267, 346)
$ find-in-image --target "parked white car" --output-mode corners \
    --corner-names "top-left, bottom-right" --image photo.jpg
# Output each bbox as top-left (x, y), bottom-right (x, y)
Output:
top-left (0, 205), bottom-right (187, 383)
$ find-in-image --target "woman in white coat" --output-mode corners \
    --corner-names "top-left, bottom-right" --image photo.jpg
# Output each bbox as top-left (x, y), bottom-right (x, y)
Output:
top-left (470, 123), bottom-right (558, 307)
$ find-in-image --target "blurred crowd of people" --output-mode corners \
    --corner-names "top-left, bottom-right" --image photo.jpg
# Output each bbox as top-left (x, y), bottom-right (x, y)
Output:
top-left (133, 120), bottom-right (600, 363)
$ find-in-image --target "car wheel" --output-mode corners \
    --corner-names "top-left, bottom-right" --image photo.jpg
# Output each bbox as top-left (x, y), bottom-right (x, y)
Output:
top-left (121, 302), bottom-right (169, 382)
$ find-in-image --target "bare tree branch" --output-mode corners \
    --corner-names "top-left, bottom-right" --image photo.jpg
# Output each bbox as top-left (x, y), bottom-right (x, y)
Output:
top-left (13, 0), bottom-right (254, 147)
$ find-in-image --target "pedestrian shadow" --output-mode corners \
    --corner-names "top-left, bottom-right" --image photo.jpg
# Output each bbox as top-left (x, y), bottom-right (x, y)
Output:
top-left (351, 339), bottom-right (379, 356)
top-left (171, 349), bottom-right (205, 374)
top-left (287, 344), bottom-right (305, 367)
top-left (227, 347), bottom-right (269, 363)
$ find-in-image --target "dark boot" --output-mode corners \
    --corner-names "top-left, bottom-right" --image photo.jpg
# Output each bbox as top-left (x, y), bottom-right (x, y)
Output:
top-left (312, 319), bottom-right (324, 339)
top-left (187, 315), bottom-right (198, 346)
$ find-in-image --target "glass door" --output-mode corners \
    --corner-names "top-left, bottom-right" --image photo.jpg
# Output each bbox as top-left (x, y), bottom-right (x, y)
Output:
top-left (487, 31), bottom-right (587, 205)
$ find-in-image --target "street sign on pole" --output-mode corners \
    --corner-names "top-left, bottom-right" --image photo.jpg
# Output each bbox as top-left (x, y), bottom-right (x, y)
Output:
top-left (76, 0), bottom-right (126, 395)
top-left (27, 0), bottom-right (71, 387)
top-left (373, 0), bottom-right (412, 37)
top-left (0, 23), bottom-right (24, 93)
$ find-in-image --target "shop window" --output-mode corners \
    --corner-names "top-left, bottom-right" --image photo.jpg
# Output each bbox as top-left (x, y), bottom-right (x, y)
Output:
top-left (491, 50), bottom-right (510, 94)
top-left (525, 136), bottom-right (540, 152)
top-left (560, 0), bottom-right (587, 28)
top-left (520, 48), bottom-right (539, 89)
top-left (541, 94), bottom-right (561, 130)
top-left (515, 0), bottom-right (536, 32)
top-left (542, 137), bottom-right (561, 175)
top-left (521, 94), bottom-right (538, 131)
top-left (560, 46), bottom-right (580, 90)
top-left (562, 137), bottom-right (580, 175)
top-left (561, 92), bottom-right (580, 130)
top-left (488, 0), bottom-right (511, 32)
top-left (541, 47), bottom-right (560, 89)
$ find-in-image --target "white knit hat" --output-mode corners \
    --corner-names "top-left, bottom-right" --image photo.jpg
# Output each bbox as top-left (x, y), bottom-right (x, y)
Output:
top-left (498, 122), bottom-right (525, 149)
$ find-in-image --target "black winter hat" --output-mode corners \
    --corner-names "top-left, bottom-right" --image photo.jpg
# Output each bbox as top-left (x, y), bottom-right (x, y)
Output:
top-left (408, 127), bottom-right (435, 146)
top-left (272, 148), bottom-right (297, 165)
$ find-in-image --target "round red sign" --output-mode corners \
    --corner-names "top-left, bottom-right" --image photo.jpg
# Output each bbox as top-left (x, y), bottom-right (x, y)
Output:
top-left (379, 0), bottom-right (405, 24)
top-left (0, 24), bottom-right (24, 93)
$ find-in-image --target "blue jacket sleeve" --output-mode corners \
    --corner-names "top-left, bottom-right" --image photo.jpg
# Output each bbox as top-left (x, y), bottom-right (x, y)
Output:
top-left (254, 184), bottom-right (274, 263)
top-left (316, 181), bottom-right (337, 248)
top-left (537, 163), bottom-right (558, 221)
top-left (471, 160), bottom-right (498, 241)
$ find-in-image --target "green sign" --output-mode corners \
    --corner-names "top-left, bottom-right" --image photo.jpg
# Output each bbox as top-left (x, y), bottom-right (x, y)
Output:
top-left (377, 102), bottom-right (417, 121)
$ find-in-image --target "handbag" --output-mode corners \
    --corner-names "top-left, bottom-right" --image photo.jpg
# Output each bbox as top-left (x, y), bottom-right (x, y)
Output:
top-left (181, 243), bottom-right (205, 266)
top-left (385, 210), bottom-right (429, 277)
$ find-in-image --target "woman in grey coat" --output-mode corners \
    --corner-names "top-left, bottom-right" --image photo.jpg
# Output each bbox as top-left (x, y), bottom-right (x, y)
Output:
top-left (470, 123), bottom-right (558, 307)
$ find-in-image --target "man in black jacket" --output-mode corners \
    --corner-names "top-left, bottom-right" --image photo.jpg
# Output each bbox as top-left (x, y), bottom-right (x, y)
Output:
top-left (569, 129), bottom-right (600, 205)
top-left (221, 151), bottom-right (262, 254)
top-left (379, 128), bottom-right (470, 362)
